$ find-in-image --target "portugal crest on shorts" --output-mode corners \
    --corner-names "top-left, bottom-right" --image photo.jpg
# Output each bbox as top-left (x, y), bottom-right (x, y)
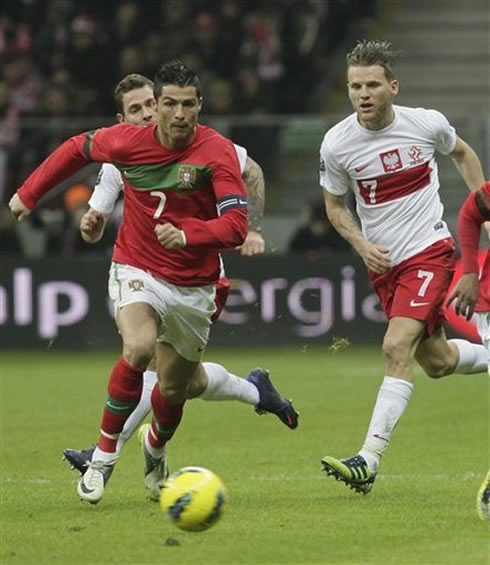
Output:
top-left (128, 279), bottom-right (144, 292)
top-left (178, 166), bottom-right (197, 190)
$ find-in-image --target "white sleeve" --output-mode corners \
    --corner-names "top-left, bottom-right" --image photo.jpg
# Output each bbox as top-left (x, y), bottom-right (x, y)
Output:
top-left (319, 136), bottom-right (350, 196)
top-left (88, 163), bottom-right (124, 214)
top-left (233, 143), bottom-right (248, 175)
top-left (426, 109), bottom-right (457, 155)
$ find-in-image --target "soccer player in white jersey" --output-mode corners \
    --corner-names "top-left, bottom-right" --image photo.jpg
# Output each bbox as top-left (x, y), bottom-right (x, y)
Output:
top-left (318, 40), bottom-right (487, 494)
top-left (61, 73), bottom-right (298, 502)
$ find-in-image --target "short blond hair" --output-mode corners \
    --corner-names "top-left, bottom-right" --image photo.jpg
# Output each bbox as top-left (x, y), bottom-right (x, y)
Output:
top-left (346, 40), bottom-right (399, 81)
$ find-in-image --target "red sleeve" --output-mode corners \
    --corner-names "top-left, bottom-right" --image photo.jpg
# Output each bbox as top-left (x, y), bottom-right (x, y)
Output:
top-left (181, 208), bottom-right (248, 247)
top-left (459, 183), bottom-right (490, 273)
top-left (88, 123), bottom-right (134, 162)
top-left (17, 134), bottom-right (91, 209)
top-left (181, 139), bottom-right (248, 248)
top-left (17, 125), bottom-right (126, 210)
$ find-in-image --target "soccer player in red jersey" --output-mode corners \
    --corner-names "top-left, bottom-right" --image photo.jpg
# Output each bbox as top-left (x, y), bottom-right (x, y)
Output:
top-left (61, 73), bottom-right (297, 499)
top-left (447, 181), bottom-right (490, 520)
top-left (318, 40), bottom-right (487, 493)
top-left (9, 61), bottom-right (297, 505)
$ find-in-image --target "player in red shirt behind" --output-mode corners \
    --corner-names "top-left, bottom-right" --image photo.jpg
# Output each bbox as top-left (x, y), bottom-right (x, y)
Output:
top-left (9, 61), bottom-right (297, 505)
top-left (447, 181), bottom-right (490, 520)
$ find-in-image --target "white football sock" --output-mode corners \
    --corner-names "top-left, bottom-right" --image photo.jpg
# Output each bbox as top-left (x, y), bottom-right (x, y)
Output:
top-left (199, 362), bottom-right (259, 405)
top-left (358, 376), bottom-right (413, 472)
top-left (92, 446), bottom-right (118, 464)
top-left (449, 339), bottom-right (488, 374)
top-left (116, 370), bottom-right (156, 453)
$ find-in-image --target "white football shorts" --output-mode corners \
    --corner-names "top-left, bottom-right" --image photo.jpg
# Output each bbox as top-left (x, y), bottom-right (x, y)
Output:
top-left (475, 312), bottom-right (490, 376)
top-left (108, 263), bottom-right (216, 362)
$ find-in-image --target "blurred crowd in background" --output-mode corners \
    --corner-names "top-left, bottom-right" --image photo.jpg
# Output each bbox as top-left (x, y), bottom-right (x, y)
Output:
top-left (1, 0), bottom-right (378, 257)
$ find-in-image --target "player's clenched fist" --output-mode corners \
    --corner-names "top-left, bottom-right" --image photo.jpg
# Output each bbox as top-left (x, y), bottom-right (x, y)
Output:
top-left (155, 222), bottom-right (186, 249)
top-left (236, 230), bottom-right (265, 256)
top-left (80, 208), bottom-right (107, 243)
top-left (9, 193), bottom-right (31, 221)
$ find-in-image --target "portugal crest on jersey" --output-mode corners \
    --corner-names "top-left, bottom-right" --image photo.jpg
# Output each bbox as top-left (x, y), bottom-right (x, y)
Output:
top-left (178, 166), bottom-right (197, 190)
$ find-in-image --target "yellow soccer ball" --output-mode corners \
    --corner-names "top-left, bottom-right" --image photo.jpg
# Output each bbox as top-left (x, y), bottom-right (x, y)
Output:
top-left (160, 466), bottom-right (227, 532)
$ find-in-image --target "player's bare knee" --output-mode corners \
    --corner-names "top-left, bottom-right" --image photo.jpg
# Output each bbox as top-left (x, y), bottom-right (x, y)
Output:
top-left (158, 381), bottom-right (186, 404)
top-left (186, 366), bottom-right (206, 398)
top-left (382, 335), bottom-right (410, 366)
top-left (122, 339), bottom-right (154, 368)
top-left (186, 379), bottom-right (202, 398)
top-left (419, 358), bottom-right (453, 379)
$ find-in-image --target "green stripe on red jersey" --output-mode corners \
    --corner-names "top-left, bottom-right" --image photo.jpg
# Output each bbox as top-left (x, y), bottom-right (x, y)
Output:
top-left (114, 162), bottom-right (212, 192)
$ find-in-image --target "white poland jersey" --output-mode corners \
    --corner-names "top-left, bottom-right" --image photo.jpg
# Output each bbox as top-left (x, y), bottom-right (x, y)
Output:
top-left (319, 105), bottom-right (457, 266)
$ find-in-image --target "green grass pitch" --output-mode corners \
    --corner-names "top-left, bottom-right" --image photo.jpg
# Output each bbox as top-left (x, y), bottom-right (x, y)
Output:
top-left (1, 346), bottom-right (489, 564)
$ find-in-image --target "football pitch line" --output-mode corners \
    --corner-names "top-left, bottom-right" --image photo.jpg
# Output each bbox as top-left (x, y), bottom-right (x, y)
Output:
top-left (249, 471), bottom-right (485, 481)
top-left (4, 471), bottom-right (486, 484)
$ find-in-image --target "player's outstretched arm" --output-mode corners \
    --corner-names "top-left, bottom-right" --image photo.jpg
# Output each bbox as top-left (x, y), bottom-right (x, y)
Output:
top-left (450, 136), bottom-right (485, 192)
top-left (11, 133), bottom-right (97, 220)
top-left (237, 156), bottom-right (265, 256)
top-left (324, 191), bottom-right (391, 274)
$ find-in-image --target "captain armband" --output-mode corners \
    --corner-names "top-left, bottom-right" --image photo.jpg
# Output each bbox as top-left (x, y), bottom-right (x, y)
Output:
top-left (216, 194), bottom-right (248, 215)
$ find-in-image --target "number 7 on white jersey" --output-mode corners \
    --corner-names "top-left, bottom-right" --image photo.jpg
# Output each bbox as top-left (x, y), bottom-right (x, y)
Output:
top-left (360, 180), bottom-right (377, 204)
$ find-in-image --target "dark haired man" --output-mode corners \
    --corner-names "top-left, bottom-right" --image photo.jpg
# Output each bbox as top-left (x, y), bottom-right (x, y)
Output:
top-left (113, 72), bottom-right (156, 118)
top-left (9, 61), bottom-right (297, 505)
top-left (62, 72), bottom-right (297, 501)
top-left (318, 41), bottom-right (487, 493)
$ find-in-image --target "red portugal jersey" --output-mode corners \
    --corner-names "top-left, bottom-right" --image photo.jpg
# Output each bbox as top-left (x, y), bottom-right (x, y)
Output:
top-left (458, 181), bottom-right (490, 312)
top-left (476, 249), bottom-right (489, 312)
top-left (18, 123), bottom-right (248, 286)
